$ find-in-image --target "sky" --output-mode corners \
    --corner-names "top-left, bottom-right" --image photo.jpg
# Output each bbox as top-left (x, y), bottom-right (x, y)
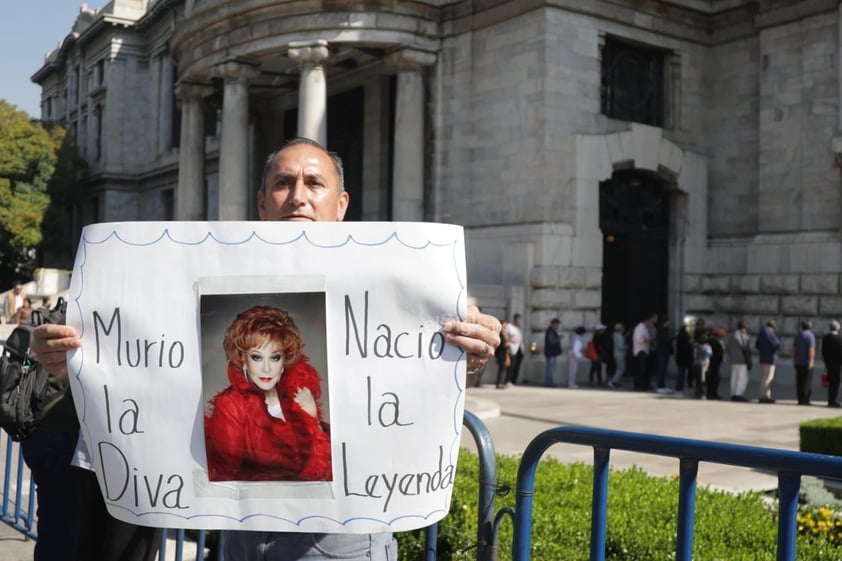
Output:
top-left (1, 1), bottom-right (110, 118)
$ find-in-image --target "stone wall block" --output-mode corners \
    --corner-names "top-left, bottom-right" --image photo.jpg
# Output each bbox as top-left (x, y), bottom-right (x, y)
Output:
top-left (560, 310), bottom-right (585, 330)
top-left (781, 317), bottom-right (800, 338)
top-left (531, 288), bottom-right (572, 308)
top-left (801, 274), bottom-right (839, 295)
top-left (685, 295), bottom-right (715, 313)
top-left (559, 269), bottom-right (587, 289)
top-left (585, 269), bottom-right (603, 289)
top-left (532, 310), bottom-right (562, 331)
top-left (737, 275), bottom-right (761, 294)
top-left (574, 289), bottom-right (601, 309)
top-left (780, 296), bottom-right (818, 316)
top-left (715, 295), bottom-right (738, 313)
top-left (683, 275), bottom-right (701, 292)
top-left (583, 310), bottom-right (601, 330)
top-left (740, 295), bottom-right (780, 315)
top-left (759, 275), bottom-right (799, 294)
top-left (530, 266), bottom-right (559, 288)
top-left (701, 275), bottom-right (731, 293)
top-left (820, 296), bottom-right (842, 316)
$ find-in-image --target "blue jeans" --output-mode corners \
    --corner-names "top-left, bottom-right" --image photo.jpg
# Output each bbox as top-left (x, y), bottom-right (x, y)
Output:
top-left (655, 353), bottom-right (669, 389)
top-left (21, 428), bottom-right (81, 561)
top-left (223, 531), bottom-right (398, 561)
top-left (544, 355), bottom-right (558, 385)
top-left (675, 366), bottom-right (688, 391)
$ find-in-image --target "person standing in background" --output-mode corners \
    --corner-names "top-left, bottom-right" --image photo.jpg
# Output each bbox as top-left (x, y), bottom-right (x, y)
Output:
top-left (821, 320), bottom-right (842, 408)
top-left (567, 326), bottom-right (586, 388)
top-left (506, 313), bottom-right (525, 385)
top-left (608, 323), bottom-right (627, 389)
top-left (674, 324), bottom-right (693, 393)
top-left (755, 320), bottom-right (781, 403)
top-left (543, 318), bottom-right (562, 387)
top-left (727, 320), bottom-right (752, 402)
top-left (654, 317), bottom-right (674, 394)
top-left (793, 320), bottom-right (816, 405)
top-left (706, 326), bottom-right (726, 400)
top-left (632, 313), bottom-right (656, 391)
top-left (2, 281), bottom-right (24, 324)
top-left (494, 320), bottom-right (511, 389)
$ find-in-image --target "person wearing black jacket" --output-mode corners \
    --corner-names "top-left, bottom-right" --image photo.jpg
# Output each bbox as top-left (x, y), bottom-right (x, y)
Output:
top-left (821, 320), bottom-right (842, 408)
top-left (674, 325), bottom-right (693, 392)
top-left (543, 318), bottom-right (562, 387)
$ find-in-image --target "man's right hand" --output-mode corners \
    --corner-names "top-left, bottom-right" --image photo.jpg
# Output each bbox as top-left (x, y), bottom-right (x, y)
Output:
top-left (32, 324), bottom-right (81, 375)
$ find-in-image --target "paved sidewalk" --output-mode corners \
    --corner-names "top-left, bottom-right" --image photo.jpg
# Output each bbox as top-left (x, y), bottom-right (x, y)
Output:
top-left (463, 366), bottom-right (842, 493)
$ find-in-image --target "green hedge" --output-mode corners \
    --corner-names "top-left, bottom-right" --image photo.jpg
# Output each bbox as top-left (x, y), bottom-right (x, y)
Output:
top-left (800, 416), bottom-right (842, 456)
top-left (396, 449), bottom-right (841, 561)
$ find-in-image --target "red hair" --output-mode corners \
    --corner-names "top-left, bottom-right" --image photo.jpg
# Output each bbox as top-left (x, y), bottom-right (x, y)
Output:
top-left (222, 306), bottom-right (303, 368)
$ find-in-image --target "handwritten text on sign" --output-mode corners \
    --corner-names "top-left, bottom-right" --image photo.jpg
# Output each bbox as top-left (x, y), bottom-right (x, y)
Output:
top-left (67, 222), bottom-right (467, 533)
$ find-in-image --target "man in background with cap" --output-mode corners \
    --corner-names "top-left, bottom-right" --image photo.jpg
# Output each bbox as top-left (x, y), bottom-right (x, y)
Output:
top-left (755, 320), bottom-right (781, 403)
top-left (821, 320), bottom-right (842, 408)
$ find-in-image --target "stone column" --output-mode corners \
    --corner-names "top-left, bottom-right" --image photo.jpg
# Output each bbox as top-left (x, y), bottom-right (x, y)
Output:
top-left (386, 49), bottom-right (436, 221)
top-left (175, 82), bottom-right (213, 220)
top-left (214, 60), bottom-right (259, 220)
top-left (288, 40), bottom-right (329, 146)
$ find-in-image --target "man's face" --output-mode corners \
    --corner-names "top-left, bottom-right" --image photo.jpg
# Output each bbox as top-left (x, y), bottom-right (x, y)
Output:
top-left (258, 143), bottom-right (349, 222)
top-left (12, 284), bottom-right (21, 294)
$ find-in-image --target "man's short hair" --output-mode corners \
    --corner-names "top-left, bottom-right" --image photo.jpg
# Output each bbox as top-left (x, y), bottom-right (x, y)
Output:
top-left (830, 320), bottom-right (840, 332)
top-left (259, 137), bottom-right (345, 194)
top-left (737, 320), bottom-right (746, 330)
top-left (802, 320), bottom-right (812, 331)
top-left (550, 318), bottom-right (560, 325)
top-left (513, 313), bottom-right (521, 321)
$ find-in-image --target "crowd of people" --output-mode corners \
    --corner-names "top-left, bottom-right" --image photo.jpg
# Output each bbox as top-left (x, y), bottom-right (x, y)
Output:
top-left (485, 312), bottom-right (842, 408)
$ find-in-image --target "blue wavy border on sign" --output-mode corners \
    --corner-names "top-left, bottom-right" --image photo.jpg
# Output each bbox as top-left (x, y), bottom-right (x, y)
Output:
top-left (70, 225), bottom-right (467, 529)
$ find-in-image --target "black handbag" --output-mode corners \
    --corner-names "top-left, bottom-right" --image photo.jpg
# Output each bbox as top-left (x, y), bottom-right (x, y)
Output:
top-left (0, 297), bottom-right (68, 441)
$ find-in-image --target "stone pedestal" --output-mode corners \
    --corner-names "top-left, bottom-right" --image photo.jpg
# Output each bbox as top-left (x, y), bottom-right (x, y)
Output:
top-left (288, 40), bottom-right (329, 146)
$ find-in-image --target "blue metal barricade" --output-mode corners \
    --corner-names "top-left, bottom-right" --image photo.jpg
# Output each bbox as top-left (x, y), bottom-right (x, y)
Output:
top-left (511, 426), bottom-right (842, 561)
top-left (6, 418), bottom-right (842, 560)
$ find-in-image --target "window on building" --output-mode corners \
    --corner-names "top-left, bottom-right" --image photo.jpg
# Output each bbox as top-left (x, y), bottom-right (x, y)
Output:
top-left (161, 189), bottom-right (175, 220)
top-left (94, 105), bottom-right (103, 161)
top-left (74, 64), bottom-right (81, 106)
top-left (80, 117), bottom-right (87, 157)
top-left (97, 59), bottom-right (105, 87)
top-left (601, 37), bottom-right (665, 127)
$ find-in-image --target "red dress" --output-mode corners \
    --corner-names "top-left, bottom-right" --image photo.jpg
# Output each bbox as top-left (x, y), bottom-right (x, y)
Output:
top-left (204, 357), bottom-right (332, 481)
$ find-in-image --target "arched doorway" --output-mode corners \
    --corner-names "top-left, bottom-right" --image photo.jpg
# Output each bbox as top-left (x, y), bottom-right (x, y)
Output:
top-left (599, 169), bottom-right (670, 330)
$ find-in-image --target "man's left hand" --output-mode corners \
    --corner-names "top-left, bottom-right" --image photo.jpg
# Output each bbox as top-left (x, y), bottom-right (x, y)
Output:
top-left (444, 305), bottom-right (502, 375)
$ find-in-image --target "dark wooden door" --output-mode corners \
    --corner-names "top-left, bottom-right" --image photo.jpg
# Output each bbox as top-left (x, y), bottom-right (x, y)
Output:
top-left (599, 170), bottom-right (669, 330)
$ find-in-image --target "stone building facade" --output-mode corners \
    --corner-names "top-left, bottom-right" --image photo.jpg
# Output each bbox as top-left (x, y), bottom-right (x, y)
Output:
top-left (34, 0), bottom-right (842, 382)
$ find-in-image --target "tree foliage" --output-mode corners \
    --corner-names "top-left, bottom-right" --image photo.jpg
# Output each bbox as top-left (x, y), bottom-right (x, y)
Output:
top-left (0, 99), bottom-right (84, 286)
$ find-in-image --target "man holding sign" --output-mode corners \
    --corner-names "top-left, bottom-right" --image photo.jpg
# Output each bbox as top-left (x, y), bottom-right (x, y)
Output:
top-left (33, 137), bottom-right (501, 561)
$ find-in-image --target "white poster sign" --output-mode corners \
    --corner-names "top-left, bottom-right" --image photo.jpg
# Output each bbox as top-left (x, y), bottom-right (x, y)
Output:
top-left (66, 221), bottom-right (468, 533)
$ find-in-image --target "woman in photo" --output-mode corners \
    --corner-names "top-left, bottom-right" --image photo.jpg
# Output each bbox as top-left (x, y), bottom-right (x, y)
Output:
top-left (204, 305), bottom-right (332, 482)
